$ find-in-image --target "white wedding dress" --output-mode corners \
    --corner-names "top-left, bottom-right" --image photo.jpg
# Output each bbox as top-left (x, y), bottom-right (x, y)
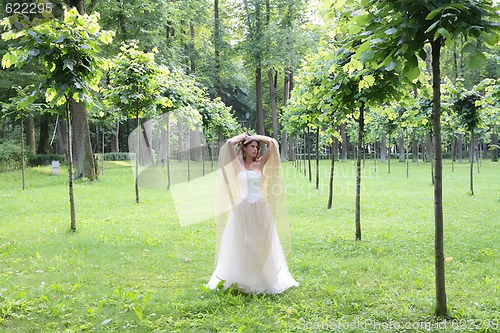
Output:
top-left (207, 169), bottom-right (299, 294)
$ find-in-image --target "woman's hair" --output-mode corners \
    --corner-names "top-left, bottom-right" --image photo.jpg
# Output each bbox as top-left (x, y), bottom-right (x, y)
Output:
top-left (240, 136), bottom-right (261, 161)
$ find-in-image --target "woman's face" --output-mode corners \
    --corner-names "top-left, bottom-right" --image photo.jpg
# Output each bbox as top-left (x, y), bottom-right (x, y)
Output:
top-left (244, 141), bottom-right (259, 159)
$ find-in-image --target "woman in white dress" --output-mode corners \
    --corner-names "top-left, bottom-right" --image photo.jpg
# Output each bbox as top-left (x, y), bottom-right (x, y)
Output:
top-left (207, 133), bottom-right (299, 294)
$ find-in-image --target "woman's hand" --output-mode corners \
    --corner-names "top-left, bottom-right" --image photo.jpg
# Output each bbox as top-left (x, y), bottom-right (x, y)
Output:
top-left (228, 133), bottom-right (247, 145)
top-left (252, 134), bottom-right (272, 145)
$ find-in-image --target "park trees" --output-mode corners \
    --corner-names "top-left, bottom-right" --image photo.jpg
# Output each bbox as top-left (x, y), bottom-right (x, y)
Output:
top-left (478, 78), bottom-right (500, 162)
top-left (105, 42), bottom-right (169, 204)
top-left (282, 45), bottom-right (333, 184)
top-left (232, 0), bottom-right (314, 135)
top-left (239, 0), bottom-right (267, 135)
top-left (106, 43), bottom-right (239, 199)
top-left (0, 85), bottom-right (44, 190)
top-left (1, 6), bottom-right (113, 231)
top-left (449, 82), bottom-right (482, 195)
top-left (326, 49), bottom-right (402, 241)
top-left (285, 3), bottom-right (406, 239)
top-left (285, 0), bottom-right (498, 318)
top-left (348, 0), bottom-right (500, 316)
top-left (156, 66), bottom-right (240, 187)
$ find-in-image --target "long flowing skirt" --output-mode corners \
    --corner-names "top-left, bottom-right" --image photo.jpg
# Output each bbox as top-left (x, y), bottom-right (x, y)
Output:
top-left (207, 198), bottom-right (299, 294)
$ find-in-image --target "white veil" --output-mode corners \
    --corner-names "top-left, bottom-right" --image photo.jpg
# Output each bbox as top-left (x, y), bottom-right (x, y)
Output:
top-left (128, 118), bottom-right (292, 260)
top-left (128, 111), bottom-right (218, 225)
top-left (215, 138), bottom-right (292, 260)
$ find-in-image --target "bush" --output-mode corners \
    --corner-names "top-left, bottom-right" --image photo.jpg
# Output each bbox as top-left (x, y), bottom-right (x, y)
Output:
top-left (96, 152), bottom-right (132, 161)
top-left (27, 154), bottom-right (66, 167)
top-left (0, 142), bottom-right (24, 172)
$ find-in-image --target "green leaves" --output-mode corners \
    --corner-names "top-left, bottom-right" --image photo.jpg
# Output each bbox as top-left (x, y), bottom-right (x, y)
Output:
top-left (403, 54), bottom-right (420, 82)
top-left (1, 6), bottom-right (114, 109)
top-left (106, 41), bottom-right (167, 120)
top-left (1, 52), bottom-right (17, 68)
top-left (426, 8), bottom-right (443, 21)
top-left (1, 85), bottom-right (44, 120)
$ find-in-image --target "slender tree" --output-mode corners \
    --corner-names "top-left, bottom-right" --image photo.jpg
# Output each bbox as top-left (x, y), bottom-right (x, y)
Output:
top-left (454, 91), bottom-right (481, 195)
top-left (241, 0), bottom-right (265, 134)
top-left (214, 0), bottom-right (222, 97)
top-left (478, 78), bottom-right (500, 162)
top-left (365, 0), bottom-right (500, 316)
top-left (106, 42), bottom-right (168, 204)
top-left (1, 7), bottom-right (113, 231)
top-left (1, 86), bottom-right (44, 190)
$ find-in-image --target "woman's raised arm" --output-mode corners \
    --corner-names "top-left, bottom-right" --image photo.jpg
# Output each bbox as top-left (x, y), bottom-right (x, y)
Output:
top-left (227, 133), bottom-right (247, 145)
top-left (253, 135), bottom-right (276, 167)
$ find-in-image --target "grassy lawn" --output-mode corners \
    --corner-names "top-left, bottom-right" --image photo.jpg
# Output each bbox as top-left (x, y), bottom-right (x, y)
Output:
top-left (0, 158), bottom-right (499, 332)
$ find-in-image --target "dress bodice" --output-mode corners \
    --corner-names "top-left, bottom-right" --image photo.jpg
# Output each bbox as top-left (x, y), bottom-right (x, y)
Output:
top-left (238, 169), bottom-right (263, 203)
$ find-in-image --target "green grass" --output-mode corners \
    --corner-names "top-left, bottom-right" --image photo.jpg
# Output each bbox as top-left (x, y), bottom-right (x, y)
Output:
top-left (0, 159), bottom-right (499, 332)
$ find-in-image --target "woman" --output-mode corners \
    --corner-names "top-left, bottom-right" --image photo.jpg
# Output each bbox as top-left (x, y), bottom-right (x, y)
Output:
top-left (207, 133), bottom-right (299, 294)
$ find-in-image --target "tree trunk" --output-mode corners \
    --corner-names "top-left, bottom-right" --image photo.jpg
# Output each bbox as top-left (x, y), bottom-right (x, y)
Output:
top-left (340, 122), bottom-right (348, 161)
top-left (451, 135), bottom-right (456, 172)
top-left (268, 69), bottom-right (278, 140)
top-left (307, 127), bottom-right (312, 183)
top-left (135, 114), bottom-right (140, 204)
top-left (333, 134), bottom-right (339, 161)
top-left (398, 130), bottom-right (405, 162)
top-left (176, 120), bottom-right (187, 161)
top-left (165, 113), bottom-right (171, 188)
top-left (190, 129), bottom-right (202, 162)
top-left (68, 0), bottom-right (83, 13)
top-left (453, 40), bottom-right (459, 81)
top-left (281, 68), bottom-right (292, 161)
top-left (355, 105), bottom-right (364, 241)
top-left (189, 22), bottom-right (196, 73)
top-left (380, 133), bottom-right (387, 162)
top-left (37, 114), bottom-right (50, 154)
top-left (256, 66), bottom-right (264, 134)
top-left (327, 139), bottom-right (335, 209)
top-left (471, 137), bottom-right (478, 163)
top-left (481, 142), bottom-right (488, 159)
top-left (214, 0), bottom-right (222, 97)
top-left (388, 142), bottom-right (391, 174)
top-left (159, 119), bottom-right (168, 166)
top-left (288, 138), bottom-right (295, 162)
top-left (142, 119), bottom-right (155, 165)
top-left (71, 101), bottom-right (97, 181)
top-left (65, 98), bottom-right (76, 231)
top-left (491, 133), bottom-right (498, 162)
top-left (469, 130), bottom-right (474, 195)
top-left (21, 118), bottom-right (26, 190)
top-left (281, 131), bottom-right (288, 162)
top-left (315, 127), bottom-right (320, 190)
top-left (457, 133), bottom-right (463, 162)
top-left (69, 0), bottom-right (95, 195)
top-left (186, 128), bottom-right (191, 182)
top-left (303, 130), bottom-right (306, 177)
top-left (117, 0), bottom-right (128, 39)
top-left (110, 121), bottom-right (120, 152)
top-left (412, 138), bottom-right (418, 162)
top-left (405, 129), bottom-right (409, 177)
top-left (431, 38), bottom-right (447, 317)
top-left (94, 126), bottom-right (99, 155)
top-left (101, 127), bottom-right (105, 175)
top-left (24, 115), bottom-right (36, 153)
